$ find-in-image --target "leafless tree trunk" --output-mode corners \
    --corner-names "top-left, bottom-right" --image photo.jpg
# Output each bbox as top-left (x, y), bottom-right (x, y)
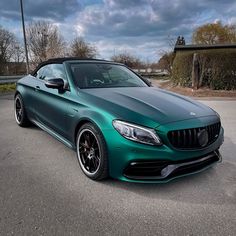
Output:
top-left (192, 53), bottom-right (199, 89)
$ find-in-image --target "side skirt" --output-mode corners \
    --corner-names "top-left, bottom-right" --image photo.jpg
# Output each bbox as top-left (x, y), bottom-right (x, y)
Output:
top-left (32, 120), bottom-right (75, 150)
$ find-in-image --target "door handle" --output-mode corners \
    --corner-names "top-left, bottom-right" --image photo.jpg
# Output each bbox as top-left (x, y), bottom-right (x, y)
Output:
top-left (35, 86), bottom-right (40, 91)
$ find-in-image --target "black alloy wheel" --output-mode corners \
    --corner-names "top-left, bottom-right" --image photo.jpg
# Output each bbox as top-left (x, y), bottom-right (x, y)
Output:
top-left (76, 123), bottom-right (108, 180)
top-left (14, 94), bottom-right (30, 127)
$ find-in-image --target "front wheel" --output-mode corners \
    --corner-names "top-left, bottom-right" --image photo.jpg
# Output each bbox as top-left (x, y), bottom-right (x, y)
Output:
top-left (76, 123), bottom-right (109, 180)
top-left (14, 94), bottom-right (31, 127)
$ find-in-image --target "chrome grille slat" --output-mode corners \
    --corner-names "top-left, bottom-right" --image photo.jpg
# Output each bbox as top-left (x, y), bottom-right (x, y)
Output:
top-left (167, 122), bottom-right (221, 150)
top-left (188, 129), bottom-right (192, 147)
top-left (183, 130), bottom-right (186, 147)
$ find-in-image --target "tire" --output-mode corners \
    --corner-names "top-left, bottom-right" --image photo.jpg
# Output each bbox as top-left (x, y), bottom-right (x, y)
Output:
top-left (76, 122), bottom-right (109, 180)
top-left (14, 94), bottom-right (31, 127)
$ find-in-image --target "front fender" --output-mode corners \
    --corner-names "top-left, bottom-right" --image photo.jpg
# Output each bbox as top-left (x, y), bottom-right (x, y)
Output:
top-left (68, 106), bottom-right (115, 148)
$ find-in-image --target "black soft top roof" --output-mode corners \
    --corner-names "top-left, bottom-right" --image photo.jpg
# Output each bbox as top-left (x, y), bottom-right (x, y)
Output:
top-left (31, 57), bottom-right (115, 75)
top-left (42, 57), bottom-right (108, 64)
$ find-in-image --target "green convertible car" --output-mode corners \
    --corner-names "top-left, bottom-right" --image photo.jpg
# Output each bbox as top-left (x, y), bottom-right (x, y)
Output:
top-left (14, 58), bottom-right (224, 183)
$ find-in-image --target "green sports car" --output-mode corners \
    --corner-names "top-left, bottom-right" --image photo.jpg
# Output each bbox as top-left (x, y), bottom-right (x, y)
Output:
top-left (14, 58), bottom-right (224, 183)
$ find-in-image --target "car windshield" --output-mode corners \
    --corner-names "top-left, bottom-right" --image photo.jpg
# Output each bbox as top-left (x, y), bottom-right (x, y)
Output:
top-left (70, 63), bottom-right (148, 89)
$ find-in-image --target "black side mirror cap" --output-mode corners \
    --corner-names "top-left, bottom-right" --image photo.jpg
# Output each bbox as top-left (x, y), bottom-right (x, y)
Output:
top-left (45, 78), bottom-right (65, 90)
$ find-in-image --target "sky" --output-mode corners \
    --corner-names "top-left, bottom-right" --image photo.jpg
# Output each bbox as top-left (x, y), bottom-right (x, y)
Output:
top-left (0, 0), bottom-right (236, 62)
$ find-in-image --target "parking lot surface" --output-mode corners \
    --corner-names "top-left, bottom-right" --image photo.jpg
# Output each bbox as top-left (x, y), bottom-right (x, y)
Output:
top-left (0, 94), bottom-right (236, 235)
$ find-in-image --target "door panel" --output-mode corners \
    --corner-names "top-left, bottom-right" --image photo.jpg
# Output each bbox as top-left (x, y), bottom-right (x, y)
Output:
top-left (33, 80), bottom-right (70, 138)
top-left (31, 63), bottom-right (73, 139)
top-left (19, 76), bottom-right (39, 121)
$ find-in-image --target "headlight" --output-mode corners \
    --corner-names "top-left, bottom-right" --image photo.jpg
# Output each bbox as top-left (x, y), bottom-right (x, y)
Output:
top-left (112, 120), bottom-right (162, 146)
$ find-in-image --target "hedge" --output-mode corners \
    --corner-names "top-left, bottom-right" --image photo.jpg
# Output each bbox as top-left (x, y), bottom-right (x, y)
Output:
top-left (172, 48), bottom-right (236, 90)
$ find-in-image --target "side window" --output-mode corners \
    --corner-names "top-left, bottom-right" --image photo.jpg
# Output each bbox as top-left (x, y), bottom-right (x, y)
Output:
top-left (36, 67), bottom-right (46, 80)
top-left (36, 64), bottom-right (67, 81)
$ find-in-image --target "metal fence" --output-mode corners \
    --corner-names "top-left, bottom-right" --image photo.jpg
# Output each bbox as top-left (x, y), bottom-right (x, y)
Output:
top-left (0, 75), bottom-right (24, 84)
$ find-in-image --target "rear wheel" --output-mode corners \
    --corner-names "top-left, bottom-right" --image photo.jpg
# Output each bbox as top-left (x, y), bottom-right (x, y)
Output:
top-left (14, 94), bottom-right (31, 127)
top-left (76, 123), bottom-right (108, 180)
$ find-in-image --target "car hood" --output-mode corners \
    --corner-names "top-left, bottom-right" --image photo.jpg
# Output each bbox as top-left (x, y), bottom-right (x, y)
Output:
top-left (82, 87), bottom-right (216, 126)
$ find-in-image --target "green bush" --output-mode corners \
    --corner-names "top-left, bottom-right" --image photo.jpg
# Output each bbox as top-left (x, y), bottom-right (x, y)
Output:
top-left (0, 83), bottom-right (16, 93)
top-left (172, 48), bottom-right (236, 90)
top-left (172, 52), bottom-right (193, 87)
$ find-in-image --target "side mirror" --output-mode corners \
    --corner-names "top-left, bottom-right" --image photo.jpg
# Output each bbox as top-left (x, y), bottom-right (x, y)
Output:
top-left (45, 78), bottom-right (65, 90)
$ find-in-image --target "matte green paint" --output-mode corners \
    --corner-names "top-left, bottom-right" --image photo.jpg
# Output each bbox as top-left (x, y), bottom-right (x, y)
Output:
top-left (16, 60), bottom-right (224, 183)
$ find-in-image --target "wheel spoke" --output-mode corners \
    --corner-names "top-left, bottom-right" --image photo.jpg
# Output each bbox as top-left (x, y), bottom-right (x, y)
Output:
top-left (17, 113), bottom-right (21, 121)
top-left (90, 134), bottom-right (96, 147)
top-left (79, 149), bottom-right (87, 154)
top-left (15, 98), bottom-right (23, 123)
top-left (85, 133), bottom-right (91, 146)
top-left (87, 158), bottom-right (92, 171)
top-left (80, 142), bottom-right (87, 148)
top-left (91, 157), bottom-right (96, 170)
top-left (78, 129), bottom-right (101, 174)
top-left (80, 153), bottom-right (85, 164)
top-left (84, 157), bottom-right (90, 170)
top-left (93, 156), bottom-right (99, 169)
top-left (95, 155), bottom-right (100, 161)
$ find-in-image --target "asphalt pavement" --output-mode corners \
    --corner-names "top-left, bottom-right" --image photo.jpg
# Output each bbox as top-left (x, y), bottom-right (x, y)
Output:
top-left (0, 93), bottom-right (236, 236)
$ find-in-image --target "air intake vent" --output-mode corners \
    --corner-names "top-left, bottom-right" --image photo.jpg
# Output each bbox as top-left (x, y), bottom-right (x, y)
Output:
top-left (168, 122), bottom-right (221, 149)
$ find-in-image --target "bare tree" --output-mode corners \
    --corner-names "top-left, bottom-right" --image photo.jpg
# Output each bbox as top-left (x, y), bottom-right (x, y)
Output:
top-left (27, 21), bottom-right (65, 64)
top-left (0, 26), bottom-right (17, 74)
top-left (157, 51), bottom-right (175, 75)
top-left (11, 42), bottom-right (25, 63)
top-left (69, 37), bottom-right (97, 58)
top-left (9, 42), bottom-right (26, 75)
top-left (0, 26), bottom-right (15, 62)
top-left (155, 35), bottom-right (177, 74)
top-left (111, 52), bottom-right (143, 68)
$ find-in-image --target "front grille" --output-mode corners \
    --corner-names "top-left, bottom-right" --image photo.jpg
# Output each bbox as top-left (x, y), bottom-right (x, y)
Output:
top-left (168, 122), bottom-right (221, 149)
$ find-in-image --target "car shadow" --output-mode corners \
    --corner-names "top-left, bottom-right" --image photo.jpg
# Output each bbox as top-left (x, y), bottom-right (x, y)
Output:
top-left (16, 120), bottom-right (236, 207)
top-left (100, 136), bottom-right (236, 205)
top-left (26, 124), bottom-right (39, 130)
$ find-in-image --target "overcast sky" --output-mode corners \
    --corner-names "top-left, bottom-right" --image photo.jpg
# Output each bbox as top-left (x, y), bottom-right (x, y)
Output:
top-left (0, 0), bottom-right (235, 62)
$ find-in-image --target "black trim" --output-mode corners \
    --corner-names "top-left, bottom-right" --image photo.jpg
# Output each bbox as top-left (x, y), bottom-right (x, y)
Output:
top-left (123, 150), bottom-right (221, 181)
top-left (31, 57), bottom-right (114, 76)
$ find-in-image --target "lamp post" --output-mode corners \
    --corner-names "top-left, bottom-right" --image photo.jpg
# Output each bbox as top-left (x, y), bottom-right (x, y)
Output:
top-left (20, 0), bottom-right (29, 74)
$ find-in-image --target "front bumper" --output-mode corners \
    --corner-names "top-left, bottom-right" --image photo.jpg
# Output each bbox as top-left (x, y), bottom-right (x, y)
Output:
top-left (103, 125), bottom-right (223, 183)
top-left (123, 150), bottom-right (222, 181)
